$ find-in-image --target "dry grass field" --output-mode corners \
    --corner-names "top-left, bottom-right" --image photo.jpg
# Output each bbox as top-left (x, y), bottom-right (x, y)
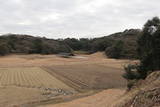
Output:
top-left (0, 52), bottom-right (135, 107)
top-left (0, 67), bottom-right (74, 90)
top-left (44, 64), bottom-right (126, 90)
top-left (41, 89), bottom-right (126, 107)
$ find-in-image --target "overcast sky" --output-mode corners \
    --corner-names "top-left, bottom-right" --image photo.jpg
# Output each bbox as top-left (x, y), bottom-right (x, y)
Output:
top-left (0, 0), bottom-right (159, 38)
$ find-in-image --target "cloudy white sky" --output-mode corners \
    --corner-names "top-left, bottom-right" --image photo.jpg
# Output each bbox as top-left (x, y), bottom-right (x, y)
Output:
top-left (0, 0), bottom-right (159, 38)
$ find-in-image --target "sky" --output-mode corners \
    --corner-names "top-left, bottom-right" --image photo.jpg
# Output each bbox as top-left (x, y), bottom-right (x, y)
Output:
top-left (0, 0), bottom-right (160, 39)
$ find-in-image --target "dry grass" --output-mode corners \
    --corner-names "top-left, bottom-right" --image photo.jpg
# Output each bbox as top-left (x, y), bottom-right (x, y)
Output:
top-left (44, 64), bottom-right (127, 90)
top-left (0, 52), bottom-right (135, 107)
top-left (0, 67), bottom-right (74, 91)
top-left (0, 67), bottom-right (76, 107)
top-left (0, 52), bottom-right (133, 68)
top-left (0, 86), bottom-right (46, 107)
top-left (41, 89), bottom-right (126, 107)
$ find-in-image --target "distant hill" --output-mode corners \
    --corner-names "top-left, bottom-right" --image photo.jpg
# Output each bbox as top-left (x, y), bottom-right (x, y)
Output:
top-left (0, 29), bottom-right (141, 59)
top-left (0, 34), bottom-right (72, 55)
top-left (88, 29), bottom-right (141, 59)
top-left (104, 29), bottom-right (141, 59)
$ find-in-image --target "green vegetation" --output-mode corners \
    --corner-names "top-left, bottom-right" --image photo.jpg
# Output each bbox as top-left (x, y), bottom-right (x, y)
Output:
top-left (63, 29), bottom-right (140, 59)
top-left (0, 34), bottom-right (72, 55)
top-left (0, 29), bottom-right (140, 59)
top-left (123, 17), bottom-right (160, 89)
top-left (63, 38), bottom-right (92, 51)
top-left (104, 29), bottom-right (140, 59)
top-left (0, 42), bottom-right (9, 56)
top-left (137, 17), bottom-right (160, 75)
top-left (105, 40), bottom-right (124, 59)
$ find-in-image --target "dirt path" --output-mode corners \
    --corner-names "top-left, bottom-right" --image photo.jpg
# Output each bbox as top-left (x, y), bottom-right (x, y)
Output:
top-left (40, 88), bottom-right (125, 107)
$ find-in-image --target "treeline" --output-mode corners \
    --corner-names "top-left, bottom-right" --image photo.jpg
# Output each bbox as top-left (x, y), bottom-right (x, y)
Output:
top-left (0, 34), bottom-right (72, 55)
top-left (63, 29), bottom-right (141, 59)
top-left (0, 29), bottom-right (141, 59)
top-left (0, 28), bottom-right (141, 59)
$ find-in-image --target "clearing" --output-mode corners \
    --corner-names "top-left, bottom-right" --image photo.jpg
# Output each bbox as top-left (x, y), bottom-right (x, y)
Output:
top-left (0, 52), bottom-right (134, 107)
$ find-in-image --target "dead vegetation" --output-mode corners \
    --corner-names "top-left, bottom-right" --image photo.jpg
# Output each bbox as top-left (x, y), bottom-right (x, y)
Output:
top-left (44, 64), bottom-right (126, 90)
top-left (0, 52), bottom-right (132, 107)
top-left (113, 71), bottom-right (160, 107)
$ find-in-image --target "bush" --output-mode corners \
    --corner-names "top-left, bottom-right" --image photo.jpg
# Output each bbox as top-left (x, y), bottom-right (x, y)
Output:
top-left (123, 64), bottom-right (141, 80)
top-left (123, 64), bottom-right (141, 89)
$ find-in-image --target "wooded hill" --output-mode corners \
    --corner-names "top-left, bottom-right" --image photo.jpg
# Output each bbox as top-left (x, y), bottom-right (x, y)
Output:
top-left (0, 34), bottom-right (72, 55)
top-left (63, 29), bottom-right (141, 59)
top-left (0, 29), bottom-right (141, 59)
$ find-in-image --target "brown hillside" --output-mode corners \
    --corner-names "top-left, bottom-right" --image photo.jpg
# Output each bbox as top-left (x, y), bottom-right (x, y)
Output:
top-left (114, 71), bottom-right (160, 107)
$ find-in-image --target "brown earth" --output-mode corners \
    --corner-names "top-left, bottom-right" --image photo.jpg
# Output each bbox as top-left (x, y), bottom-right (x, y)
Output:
top-left (0, 52), bottom-right (135, 107)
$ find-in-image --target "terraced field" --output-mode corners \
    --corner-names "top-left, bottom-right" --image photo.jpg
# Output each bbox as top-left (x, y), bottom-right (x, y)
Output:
top-left (44, 64), bottom-right (126, 91)
top-left (0, 67), bottom-right (74, 91)
top-left (0, 53), bottom-right (133, 107)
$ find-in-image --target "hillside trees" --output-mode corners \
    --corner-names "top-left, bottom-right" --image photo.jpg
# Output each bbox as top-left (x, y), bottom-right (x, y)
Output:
top-left (123, 17), bottom-right (160, 89)
top-left (31, 38), bottom-right (43, 53)
top-left (0, 42), bottom-right (9, 55)
top-left (105, 40), bottom-right (124, 59)
top-left (0, 34), bottom-right (72, 55)
top-left (63, 38), bottom-right (92, 51)
top-left (137, 17), bottom-right (160, 78)
top-left (64, 38), bottom-right (82, 50)
top-left (91, 38), bottom-right (113, 53)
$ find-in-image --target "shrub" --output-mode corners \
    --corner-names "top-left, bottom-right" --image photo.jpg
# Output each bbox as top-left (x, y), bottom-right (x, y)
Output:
top-left (123, 64), bottom-right (141, 80)
top-left (123, 64), bottom-right (141, 89)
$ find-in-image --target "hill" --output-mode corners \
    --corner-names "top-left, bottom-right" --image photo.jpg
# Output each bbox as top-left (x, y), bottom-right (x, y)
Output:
top-left (92, 29), bottom-right (141, 59)
top-left (63, 29), bottom-right (141, 59)
top-left (0, 29), bottom-right (141, 59)
top-left (0, 34), bottom-right (72, 55)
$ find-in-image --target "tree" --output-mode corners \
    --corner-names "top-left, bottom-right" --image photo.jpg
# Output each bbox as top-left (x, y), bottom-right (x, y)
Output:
top-left (64, 38), bottom-right (82, 50)
top-left (31, 38), bottom-right (43, 53)
top-left (123, 17), bottom-right (160, 89)
top-left (105, 40), bottom-right (124, 59)
top-left (137, 17), bottom-right (160, 78)
top-left (0, 43), bottom-right (9, 56)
